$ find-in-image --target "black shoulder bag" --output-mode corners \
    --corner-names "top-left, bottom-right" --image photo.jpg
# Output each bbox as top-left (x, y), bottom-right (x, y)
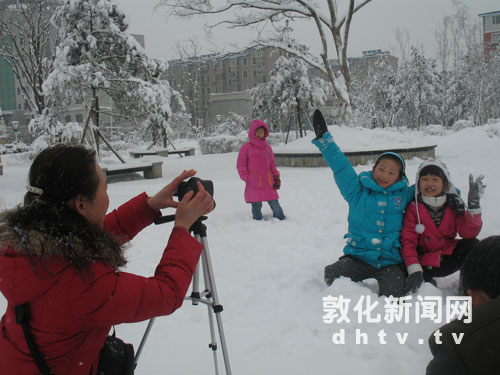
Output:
top-left (15, 303), bottom-right (135, 375)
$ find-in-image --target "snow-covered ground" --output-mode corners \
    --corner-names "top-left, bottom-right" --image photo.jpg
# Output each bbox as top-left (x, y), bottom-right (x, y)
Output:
top-left (1, 123), bottom-right (500, 374)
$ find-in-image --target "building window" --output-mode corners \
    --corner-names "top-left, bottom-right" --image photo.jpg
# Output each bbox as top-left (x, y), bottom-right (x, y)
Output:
top-left (76, 114), bottom-right (83, 123)
top-left (492, 32), bottom-right (500, 44)
top-left (243, 70), bottom-right (248, 78)
top-left (17, 88), bottom-right (21, 95)
top-left (252, 57), bottom-right (257, 65)
top-left (65, 115), bottom-right (71, 123)
top-left (253, 70), bottom-right (257, 78)
top-left (256, 50), bottom-right (263, 57)
top-left (493, 15), bottom-right (500, 25)
top-left (243, 83), bottom-right (248, 90)
top-left (18, 104), bottom-right (21, 110)
top-left (242, 58), bottom-right (248, 65)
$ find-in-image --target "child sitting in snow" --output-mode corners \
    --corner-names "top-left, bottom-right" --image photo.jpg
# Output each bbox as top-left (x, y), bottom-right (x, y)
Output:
top-left (400, 160), bottom-right (485, 293)
top-left (311, 109), bottom-right (414, 297)
top-left (237, 119), bottom-right (286, 221)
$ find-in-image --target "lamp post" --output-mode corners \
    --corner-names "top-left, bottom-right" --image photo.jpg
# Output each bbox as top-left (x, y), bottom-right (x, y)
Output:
top-left (10, 121), bottom-right (19, 143)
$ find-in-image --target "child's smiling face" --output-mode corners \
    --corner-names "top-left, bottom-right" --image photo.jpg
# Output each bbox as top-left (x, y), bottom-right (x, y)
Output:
top-left (372, 158), bottom-right (402, 189)
top-left (419, 174), bottom-right (445, 197)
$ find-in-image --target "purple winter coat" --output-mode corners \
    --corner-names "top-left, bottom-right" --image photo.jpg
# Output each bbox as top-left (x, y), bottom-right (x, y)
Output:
top-left (237, 119), bottom-right (280, 203)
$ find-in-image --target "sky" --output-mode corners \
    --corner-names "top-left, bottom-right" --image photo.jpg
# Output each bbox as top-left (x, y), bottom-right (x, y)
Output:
top-left (116, 0), bottom-right (499, 62)
top-left (2, 121), bottom-right (500, 374)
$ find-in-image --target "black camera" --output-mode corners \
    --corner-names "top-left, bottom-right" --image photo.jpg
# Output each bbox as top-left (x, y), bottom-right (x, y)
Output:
top-left (176, 177), bottom-right (214, 201)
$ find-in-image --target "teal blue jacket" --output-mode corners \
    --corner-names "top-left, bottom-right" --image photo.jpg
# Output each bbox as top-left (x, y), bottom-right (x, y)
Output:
top-left (312, 133), bottom-right (415, 268)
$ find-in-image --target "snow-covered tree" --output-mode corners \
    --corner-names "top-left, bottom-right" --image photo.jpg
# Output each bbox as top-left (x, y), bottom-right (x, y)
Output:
top-left (252, 55), bottom-right (328, 136)
top-left (0, 0), bottom-right (59, 115)
top-left (171, 38), bottom-right (208, 134)
top-left (159, 0), bottom-right (373, 126)
top-left (36, 0), bottom-right (181, 152)
top-left (351, 59), bottom-right (402, 128)
top-left (395, 47), bottom-right (440, 128)
top-left (216, 112), bottom-right (246, 136)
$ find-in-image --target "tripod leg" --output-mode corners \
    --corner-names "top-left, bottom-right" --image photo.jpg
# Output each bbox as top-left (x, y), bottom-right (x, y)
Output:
top-left (199, 236), bottom-right (232, 375)
top-left (189, 234), bottom-right (202, 305)
top-left (201, 256), bottom-right (220, 375)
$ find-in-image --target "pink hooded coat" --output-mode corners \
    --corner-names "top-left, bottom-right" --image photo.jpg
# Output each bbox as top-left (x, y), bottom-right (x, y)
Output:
top-left (237, 120), bottom-right (280, 203)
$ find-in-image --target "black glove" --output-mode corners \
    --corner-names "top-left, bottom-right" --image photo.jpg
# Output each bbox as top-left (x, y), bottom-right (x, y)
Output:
top-left (447, 193), bottom-right (466, 215)
top-left (272, 176), bottom-right (281, 190)
top-left (324, 263), bottom-right (338, 286)
top-left (405, 271), bottom-right (424, 294)
top-left (312, 109), bottom-right (328, 139)
top-left (467, 174), bottom-right (485, 210)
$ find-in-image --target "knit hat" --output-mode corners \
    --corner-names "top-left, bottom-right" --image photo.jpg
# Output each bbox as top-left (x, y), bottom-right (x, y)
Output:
top-left (414, 160), bottom-right (458, 234)
top-left (375, 151), bottom-right (406, 178)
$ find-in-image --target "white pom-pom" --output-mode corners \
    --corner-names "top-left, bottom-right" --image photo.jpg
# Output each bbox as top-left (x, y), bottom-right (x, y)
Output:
top-left (415, 224), bottom-right (425, 234)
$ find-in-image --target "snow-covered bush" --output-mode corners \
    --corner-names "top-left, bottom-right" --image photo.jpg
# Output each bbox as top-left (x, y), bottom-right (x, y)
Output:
top-left (215, 113), bottom-right (247, 136)
top-left (422, 124), bottom-right (447, 136)
top-left (451, 119), bottom-right (474, 131)
top-left (484, 122), bottom-right (500, 138)
top-left (199, 134), bottom-right (247, 154)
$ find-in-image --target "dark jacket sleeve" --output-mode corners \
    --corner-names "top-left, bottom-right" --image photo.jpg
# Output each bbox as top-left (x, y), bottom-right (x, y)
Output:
top-left (70, 227), bottom-right (203, 326)
top-left (426, 327), bottom-right (467, 375)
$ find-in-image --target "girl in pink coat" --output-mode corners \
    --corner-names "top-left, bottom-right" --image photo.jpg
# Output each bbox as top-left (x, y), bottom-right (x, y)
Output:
top-left (400, 160), bottom-right (485, 293)
top-left (237, 119), bottom-right (285, 220)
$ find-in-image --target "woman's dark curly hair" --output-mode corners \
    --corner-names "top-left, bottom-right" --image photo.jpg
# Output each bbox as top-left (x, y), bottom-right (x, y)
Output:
top-left (5, 144), bottom-right (125, 275)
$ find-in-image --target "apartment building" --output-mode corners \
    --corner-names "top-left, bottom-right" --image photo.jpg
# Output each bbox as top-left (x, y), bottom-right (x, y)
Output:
top-left (479, 10), bottom-right (500, 57)
top-left (165, 46), bottom-right (282, 126)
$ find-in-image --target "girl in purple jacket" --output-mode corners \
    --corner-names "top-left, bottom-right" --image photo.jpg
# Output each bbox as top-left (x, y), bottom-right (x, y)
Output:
top-left (401, 160), bottom-right (485, 293)
top-left (237, 119), bottom-right (285, 220)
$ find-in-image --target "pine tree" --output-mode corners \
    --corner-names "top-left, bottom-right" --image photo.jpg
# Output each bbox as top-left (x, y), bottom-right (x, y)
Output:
top-left (252, 55), bottom-right (328, 137)
top-left (35, 0), bottom-right (181, 151)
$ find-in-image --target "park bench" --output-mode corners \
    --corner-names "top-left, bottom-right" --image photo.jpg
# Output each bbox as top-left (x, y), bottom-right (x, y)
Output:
top-left (129, 148), bottom-right (195, 158)
top-left (101, 161), bottom-right (163, 179)
top-left (129, 149), bottom-right (169, 158)
top-left (166, 148), bottom-right (195, 157)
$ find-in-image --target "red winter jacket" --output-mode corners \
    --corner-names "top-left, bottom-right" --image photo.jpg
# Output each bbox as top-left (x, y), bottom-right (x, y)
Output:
top-left (400, 201), bottom-right (482, 268)
top-left (0, 193), bottom-right (203, 375)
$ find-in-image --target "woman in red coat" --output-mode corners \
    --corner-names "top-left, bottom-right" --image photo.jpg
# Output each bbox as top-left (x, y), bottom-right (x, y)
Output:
top-left (0, 144), bottom-right (214, 374)
top-left (400, 160), bottom-right (485, 293)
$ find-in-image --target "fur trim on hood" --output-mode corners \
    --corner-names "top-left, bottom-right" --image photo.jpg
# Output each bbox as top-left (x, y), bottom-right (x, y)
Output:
top-left (0, 200), bottom-right (126, 274)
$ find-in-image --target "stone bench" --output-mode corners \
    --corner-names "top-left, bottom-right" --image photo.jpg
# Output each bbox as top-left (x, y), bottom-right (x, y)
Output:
top-left (275, 145), bottom-right (437, 167)
top-left (129, 149), bottom-right (169, 158)
top-left (167, 148), bottom-right (195, 157)
top-left (102, 161), bottom-right (163, 179)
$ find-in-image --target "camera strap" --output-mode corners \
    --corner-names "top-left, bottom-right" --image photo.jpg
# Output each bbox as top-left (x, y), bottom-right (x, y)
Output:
top-left (15, 303), bottom-right (53, 375)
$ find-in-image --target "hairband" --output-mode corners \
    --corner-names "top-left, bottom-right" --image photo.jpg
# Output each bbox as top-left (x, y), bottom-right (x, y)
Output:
top-left (27, 185), bottom-right (44, 195)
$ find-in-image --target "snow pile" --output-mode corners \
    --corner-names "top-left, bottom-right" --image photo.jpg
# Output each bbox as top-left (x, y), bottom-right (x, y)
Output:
top-left (1, 122), bottom-right (499, 374)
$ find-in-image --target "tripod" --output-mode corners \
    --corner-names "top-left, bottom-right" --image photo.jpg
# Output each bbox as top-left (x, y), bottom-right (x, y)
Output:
top-left (135, 216), bottom-right (232, 375)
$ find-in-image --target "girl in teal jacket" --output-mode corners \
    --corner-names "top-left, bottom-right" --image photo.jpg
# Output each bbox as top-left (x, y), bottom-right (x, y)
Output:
top-left (312, 110), bottom-right (414, 296)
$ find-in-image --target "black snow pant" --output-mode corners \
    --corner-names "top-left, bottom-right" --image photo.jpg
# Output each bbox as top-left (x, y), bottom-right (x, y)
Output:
top-left (422, 238), bottom-right (479, 282)
top-left (324, 255), bottom-right (407, 297)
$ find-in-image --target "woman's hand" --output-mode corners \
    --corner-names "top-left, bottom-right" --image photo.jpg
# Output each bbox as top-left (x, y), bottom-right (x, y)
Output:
top-left (174, 182), bottom-right (215, 230)
top-left (147, 169), bottom-right (197, 211)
